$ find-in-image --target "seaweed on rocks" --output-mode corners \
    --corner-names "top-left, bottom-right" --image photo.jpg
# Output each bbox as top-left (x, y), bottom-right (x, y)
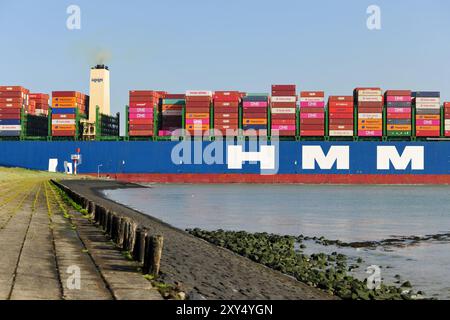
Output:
top-left (187, 228), bottom-right (424, 300)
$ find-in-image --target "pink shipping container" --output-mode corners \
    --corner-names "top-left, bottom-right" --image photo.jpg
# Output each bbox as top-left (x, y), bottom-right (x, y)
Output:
top-left (186, 119), bottom-right (210, 125)
top-left (300, 113), bottom-right (325, 119)
top-left (129, 113), bottom-right (153, 119)
top-left (386, 96), bottom-right (412, 102)
top-left (271, 125), bottom-right (296, 130)
top-left (243, 101), bottom-right (268, 107)
top-left (387, 108), bottom-right (411, 114)
top-left (300, 101), bottom-right (325, 108)
top-left (359, 130), bottom-right (383, 137)
top-left (416, 120), bottom-right (440, 126)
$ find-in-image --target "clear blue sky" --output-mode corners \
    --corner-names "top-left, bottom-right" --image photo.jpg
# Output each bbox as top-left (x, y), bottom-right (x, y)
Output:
top-left (1, 0), bottom-right (450, 118)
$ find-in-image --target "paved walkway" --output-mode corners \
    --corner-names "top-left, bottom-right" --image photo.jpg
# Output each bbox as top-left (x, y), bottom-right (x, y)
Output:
top-left (0, 176), bottom-right (161, 300)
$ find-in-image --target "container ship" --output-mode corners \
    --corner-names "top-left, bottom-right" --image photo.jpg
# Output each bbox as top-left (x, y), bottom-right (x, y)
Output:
top-left (1, 65), bottom-right (450, 184)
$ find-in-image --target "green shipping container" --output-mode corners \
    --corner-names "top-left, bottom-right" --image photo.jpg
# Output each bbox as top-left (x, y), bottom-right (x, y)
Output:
top-left (387, 130), bottom-right (411, 137)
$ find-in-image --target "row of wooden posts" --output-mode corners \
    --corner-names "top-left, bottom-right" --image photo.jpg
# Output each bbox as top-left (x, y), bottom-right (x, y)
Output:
top-left (51, 180), bottom-right (164, 277)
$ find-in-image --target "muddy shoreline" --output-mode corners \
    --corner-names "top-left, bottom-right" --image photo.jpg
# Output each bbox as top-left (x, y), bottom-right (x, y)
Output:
top-left (59, 179), bottom-right (336, 300)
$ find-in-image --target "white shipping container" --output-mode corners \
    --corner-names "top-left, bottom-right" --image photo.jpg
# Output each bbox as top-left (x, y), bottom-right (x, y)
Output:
top-left (358, 96), bottom-right (383, 102)
top-left (52, 119), bottom-right (76, 125)
top-left (415, 103), bottom-right (441, 109)
top-left (358, 113), bottom-right (382, 119)
top-left (329, 130), bottom-right (353, 136)
top-left (271, 108), bottom-right (296, 114)
top-left (299, 97), bottom-right (324, 103)
top-left (415, 97), bottom-right (440, 103)
top-left (185, 90), bottom-right (213, 97)
top-left (271, 96), bottom-right (296, 103)
top-left (357, 89), bottom-right (382, 96)
top-left (445, 125), bottom-right (450, 131)
top-left (0, 125), bottom-right (21, 131)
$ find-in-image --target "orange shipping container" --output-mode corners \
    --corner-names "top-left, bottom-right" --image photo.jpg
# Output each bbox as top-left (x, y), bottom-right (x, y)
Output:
top-left (243, 119), bottom-right (267, 125)
top-left (186, 113), bottom-right (209, 119)
top-left (416, 126), bottom-right (440, 131)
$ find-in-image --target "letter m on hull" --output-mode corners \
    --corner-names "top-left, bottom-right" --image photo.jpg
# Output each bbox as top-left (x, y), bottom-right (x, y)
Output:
top-left (377, 146), bottom-right (424, 170)
top-left (302, 146), bottom-right (350, 170)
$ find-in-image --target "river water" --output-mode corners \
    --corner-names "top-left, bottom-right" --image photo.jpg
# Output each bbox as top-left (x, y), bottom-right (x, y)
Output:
top-left (103, 184), bottom-right (450, 299)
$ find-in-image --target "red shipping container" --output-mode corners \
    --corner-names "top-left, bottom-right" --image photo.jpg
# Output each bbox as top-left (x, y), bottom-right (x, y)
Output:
top-left (385, 90), bottom-right (411, 96)
top-left (129, 90), bottom-right (159, 97)
top-left (301, 108), bottom-right (325, 113)
top-left (185, 107), bottom-right (210, 114)
top-left (129, 130), bottom-right (153, 136)
top-left (329, 96), bottom-right (353, 102)
top-left (52, 91), bottom-right (80, 98)
top-left (52, 130), bottom-right (76, 136)
top-left (300, 91), bottom-right (325, 98)
top-left (164, 94), bottom-right (185, 99)
top-left (271, 90), bottom-right (296, 97)
top-left (129, 124), bottom-right (153, 130)
top-left (358, 107), bottom-right (383, 113)
top-left (272, 85), bottom-right (296, 91)
top-left (329, 119), bottom-right (354, 125)
top-left (329, 107), bottom-right (353, 113)
top-left (271, 113), bottom-right (296, 120)
top-left (301, 124), bottom-right (324, 130)
top-left (0, 97), bottom-right (24, 103)
top-left (0, 86), bottom-right (28, 92)
top-left (271, 102), bottom-right (297, 108)
top-left (186, 101), bottom-right (211, 108)
top-left (214, 113), bottom-right (239, 120)
top-left (416, 130), bottom-right (440, 137)
top-left (330, 125), bottom-right (353, 130)
top-left (129, 119), bottom-right (152, 125)
top-left (271, 119), bottom-right (296, 125)
top-left (0, 107), bottom-right (21, 114)
top-left (329, 113), bottom-right (354, 119)
top-left (0, 92), bottom-right (26, 98)
top-left (185, 96), bottom-right (211, 102)
top-left (300, 130), bottom-right (324, 136)
top-left (358, 101), bottom-right (383, 108)
top-left (129, 96), bottom-right (159, 103)
top-left (52, 114), bottom-right (76, 119)
top-left (300, 118), bottom-right (324, 125)
top-left (129, 102), bottom-right (155, 108)
top-left (243, 113), bottom-right (267, 119)
top-left (272, 130), bottom-right (296, 136)
top-left (214, 101), bottom-right (239, 108)
top-left (214, 119), bottom-right (239, 125)
top-left (0, 102), bottom-right (24, 108)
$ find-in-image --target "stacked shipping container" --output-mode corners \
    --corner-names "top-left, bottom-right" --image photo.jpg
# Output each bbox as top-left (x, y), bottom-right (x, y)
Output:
top-left (413, 91), bottom-right (441, 137)
top-left (29, 93), bottom-right (50, 116)
top-left (0, 86), bottom-right (28, 137)
top-left (213, 91), bottom-right (240, 136)
top-left (185, 91), bottom-right (212, 136)
top-left (159, 94), bottom-right (184, 137)
top-left (128, 90), bottom-right (158, 137)
top-left (242, 93), bottom-right (269, 136)
top-left (300, 91), bottom-right (325, 137)
top-left (51, 91), bottom-right (88, 137)
top-left (328, 96), bottom-right (354, 137)
top-left (385, 90), bottom-right (412, 137)
top-left (445, 102), bottom-right (450, 137)
top-left (355, 88), bottom-right (383, 137)
top-left (270, 85), bottom-right (296, 137)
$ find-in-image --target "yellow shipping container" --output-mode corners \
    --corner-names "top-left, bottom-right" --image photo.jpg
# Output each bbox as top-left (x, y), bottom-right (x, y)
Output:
top-left (52, 124), bottom-right (76, 131)
top-left (387, 125), bottom-right (412, 131)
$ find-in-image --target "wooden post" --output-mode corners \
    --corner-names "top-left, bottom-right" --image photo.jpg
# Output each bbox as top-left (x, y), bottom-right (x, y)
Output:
top-left (117, 217), bottom-right (125, 247)
top-left (132, 228), bottom-right (147, 263)
top-left (143, 235), bottom-right (164, 276)
top-left (126, 222), bottom-right (137, 252)
top-left (106, 211), bottom-right (113, 234)
top-left (111, 214), bottom-right (119, 241)
top-left (121, 219), bottom-right (129, 249)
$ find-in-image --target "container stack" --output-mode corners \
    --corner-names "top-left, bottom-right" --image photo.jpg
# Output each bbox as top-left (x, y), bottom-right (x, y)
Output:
top-left (299, 91), bottom-right (325, 137)
top-left (385, 90), bottom-right (412, 137)
top-left (128, 90), bottom-right (158, 137)
top-left (355, 88), bottom-right (383, 137)
top-left (413, 91), bottom-right (441, 137)
top-left (185, 91), bottom-right (212, 137)
top-left (242, 93), bottom-right (269, 136)
top-left (159, 93), bottom-right (185, 137)
top-left (270, 85), bottom-right (296, 137)
top-left (328, 96), bottom-right (354, 137)
top-left (51, 91), bottom-right (88, 137)
top-left (29, 93), bottom-right (50, 116)
top-left (213, 91), bottom-right (240, 136)
top-left (445, 102), bottom-right (450, 137)
top-left (0, 86), bottom-right (28, 137)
